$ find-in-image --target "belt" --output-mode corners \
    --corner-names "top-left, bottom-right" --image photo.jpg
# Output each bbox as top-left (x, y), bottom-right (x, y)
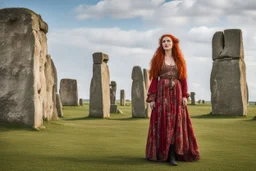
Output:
top-left (158, 76), bottom-right (176, 90)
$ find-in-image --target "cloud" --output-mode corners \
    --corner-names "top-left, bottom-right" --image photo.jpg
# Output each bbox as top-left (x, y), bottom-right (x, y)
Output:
top-left (188, 26), bottom-right (220, 43)
top-left (49, 27), bottom-right (160, 49)
top-left (74, 0), bottom-right (165, 20)
top-left (74, 0), bottom-right (256, 27)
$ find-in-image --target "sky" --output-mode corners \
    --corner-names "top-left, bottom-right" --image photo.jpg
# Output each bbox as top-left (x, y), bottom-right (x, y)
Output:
top-left (1, 0), bottom-right (256, 101)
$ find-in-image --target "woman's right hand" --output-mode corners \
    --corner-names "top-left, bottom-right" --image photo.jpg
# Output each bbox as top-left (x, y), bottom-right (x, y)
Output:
top-left (150, 102), bottom-right (155, 110)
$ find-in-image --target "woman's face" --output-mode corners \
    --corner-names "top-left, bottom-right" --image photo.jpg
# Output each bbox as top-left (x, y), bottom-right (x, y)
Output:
top-left (162, 36), bottom-right (173, 51)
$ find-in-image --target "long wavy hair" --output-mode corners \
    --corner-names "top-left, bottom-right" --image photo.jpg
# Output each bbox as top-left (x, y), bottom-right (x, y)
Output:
top-left (149, 34), bottom-right (187, 80)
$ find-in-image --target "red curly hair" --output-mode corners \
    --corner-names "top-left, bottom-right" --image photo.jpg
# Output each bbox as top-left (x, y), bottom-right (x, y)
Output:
top-left (149, 34), bottom-right (187, 80)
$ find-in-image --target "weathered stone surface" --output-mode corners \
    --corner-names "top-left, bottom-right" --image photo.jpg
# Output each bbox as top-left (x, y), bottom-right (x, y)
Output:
top-left (60, 79), bottom-right (79, 106)
top-left (143, 69), bottom-right (150, 91)
top-left (56, 94), bottom-right (63, 117)
top-left (211, 29), bottom-right (247, 116)
top-left (220, 29), bottom-right (244, 59)
top-left (202, 100), bottom-right (205, 104)
top-left (212, 31), bottom-right (224, 60)
top-left (79, 98), bottom-right (83, 106)
top-left (110, 105), bottom-right (118, 113)
top-left (43, 54), bottom-right (58, 121)
top-left (131, 66), bottom-right (148, 118)
top-left (110, 81), bottom-right (117, 105)
top-left (0, 8), bottom-right (57, 128)
top-left (210, 59), bottom-right (247, 115)
top-left (89, 52), bottom-right (110, 118)
top-left (143, 69), bottom-right (151, 117)
top-left (190, 92), bottom-right (196, 105)
top-left (120, 89), bottom-right (126, 106)
top-left (92, 52), bottom-right (109, 64)
top-left (110, 81), bottom-right (120, 113)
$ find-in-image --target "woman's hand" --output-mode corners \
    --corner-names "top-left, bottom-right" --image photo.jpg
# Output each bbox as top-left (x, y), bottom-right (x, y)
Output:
top-left (150, 102), bottom-right (155, 110)
top-left (182, 97), bottom-right (187, 106)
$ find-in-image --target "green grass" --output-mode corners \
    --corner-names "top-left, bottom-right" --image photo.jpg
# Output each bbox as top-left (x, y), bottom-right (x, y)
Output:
top-left (0, 104), bottom-right (256, 171)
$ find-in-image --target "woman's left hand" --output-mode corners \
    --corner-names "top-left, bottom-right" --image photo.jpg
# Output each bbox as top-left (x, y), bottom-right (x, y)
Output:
top-left (182, 97), bottom-right (187, 106)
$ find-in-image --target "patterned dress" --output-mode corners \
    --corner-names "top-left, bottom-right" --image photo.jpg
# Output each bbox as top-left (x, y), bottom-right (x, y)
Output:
top-left (145, 63), bottom-right (200, 162)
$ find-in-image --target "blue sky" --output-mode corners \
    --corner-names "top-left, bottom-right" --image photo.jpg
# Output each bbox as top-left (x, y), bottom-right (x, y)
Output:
top-left (1, 0), bottom-right (256, 101)
top-left (1, 0), bottom-right (149, 29)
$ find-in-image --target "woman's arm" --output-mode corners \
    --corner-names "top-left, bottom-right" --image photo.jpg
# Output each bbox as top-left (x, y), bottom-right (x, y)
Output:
top-left (180, 78), bottom-right (190, 99)
top-left (146, 78), bottom-right (157, 103)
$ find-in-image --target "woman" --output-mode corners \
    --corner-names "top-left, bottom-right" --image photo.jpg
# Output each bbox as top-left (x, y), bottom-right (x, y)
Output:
top-left (145, 34), bottom-right (200, 166)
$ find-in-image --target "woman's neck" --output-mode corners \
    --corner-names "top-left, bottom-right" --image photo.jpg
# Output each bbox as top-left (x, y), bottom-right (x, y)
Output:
top-left (165, 50), bottom-right (172, 58)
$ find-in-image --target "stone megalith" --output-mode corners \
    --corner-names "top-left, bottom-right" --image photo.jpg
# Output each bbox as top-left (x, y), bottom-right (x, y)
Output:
top-left (190, 92), bottom-right (196, 105)
top-left (79, 98), bottom-right (84, 106)
top-left (143, 69), bottom-right (150, 91)
top-left (143, 69), bottom-right (151, 117)
top-left (211, 29), bottom-right (247, 116)
top-left (110, 81), bottom-right (118, 113)
top-left (0, 8), bottom-right (59, 129)
top-left (120, 89), bottom-right (126, 106)
top-left (202, 100), bottom-right (205, 104)
top-left (110, 81), bottom-right (117, 105)
top-left (89, 52), bottom-right (110, 118)
top-left (56, 94), bottom-right (63, 117)
top-left (60, 79), bottom-right (79, 106)
top-left (43, 55), bottom-right (58, 121)
top-left (132, 66), bottom-right (148, 118)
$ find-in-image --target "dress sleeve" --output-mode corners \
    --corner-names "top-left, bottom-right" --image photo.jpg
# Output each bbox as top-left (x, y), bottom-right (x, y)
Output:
top-left (146, 78), bottom-right (157, 103)
top-left (180, 78), bottom-right (190, 99)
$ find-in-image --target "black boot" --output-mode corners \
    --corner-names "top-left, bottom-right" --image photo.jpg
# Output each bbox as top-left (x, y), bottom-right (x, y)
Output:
top-left (169, 144), bottom-right (178, 166)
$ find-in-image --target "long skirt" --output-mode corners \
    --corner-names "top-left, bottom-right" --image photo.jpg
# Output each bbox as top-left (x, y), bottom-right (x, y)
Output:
top-left (145, 78), bottom-right (200, 162)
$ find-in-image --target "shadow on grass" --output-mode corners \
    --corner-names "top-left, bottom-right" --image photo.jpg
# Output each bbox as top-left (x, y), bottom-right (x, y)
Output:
top-left (106, 117), bottom-right (149, 121)
top-left (63, 116), bottom-right (149, 121)
top-left (191, 113), bottom-right (247, 119)
top-left (0, 122), bottom-right (37, 132)
top-left (62, 116), bottom-right (101, 121)
top-left (243, 118), bottom-right (256, 122)
top-left (49, 155), bottom-right (159, 166)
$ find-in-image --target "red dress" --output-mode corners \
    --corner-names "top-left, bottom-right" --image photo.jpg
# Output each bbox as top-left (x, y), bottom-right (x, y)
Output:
top-left (146, 63), bottom-right (200, 162)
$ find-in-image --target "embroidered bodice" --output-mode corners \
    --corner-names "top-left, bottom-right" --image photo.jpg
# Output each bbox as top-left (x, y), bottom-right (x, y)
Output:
top-left (159, 63), bottom-right (178, 79)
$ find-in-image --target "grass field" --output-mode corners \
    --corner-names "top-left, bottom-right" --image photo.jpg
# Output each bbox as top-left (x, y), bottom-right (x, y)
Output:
top-left (0, 104), bottom-right (255, 171)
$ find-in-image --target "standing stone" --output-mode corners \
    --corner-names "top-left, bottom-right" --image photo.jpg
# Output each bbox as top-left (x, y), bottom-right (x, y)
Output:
top-left (131, 66), bottom-right (148, 118)
top-left (202, 100), bottom-right (205, 104)
top-left (110, 81), bottom-right (117, 104)
top-left (0, 8), bottom-right (58, 129)
top-left (143, 69), bottom-right (150, 91)
top-left (211, 29), bottom-right (247, 116)
top-left (143, 69), bottom-right (151, 117)
top-left (44, 55), bottom-right (58, 121)
top-left (198, 99), bottom-right (201, 104)
top-left (110, 81), bottom-right (118, 113)
top-left (79, 98), bottom-right (84, 106)
top-left (190, 92), bottom-right (196, 105)
top-left (60, 79), bottom-right (79, 106)
top-left (120, 89), bottom-right (126, 106)
top-left (89, 52), bottom-right (110, 118)
top-left (56, 94), bottom-right (63, 117)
